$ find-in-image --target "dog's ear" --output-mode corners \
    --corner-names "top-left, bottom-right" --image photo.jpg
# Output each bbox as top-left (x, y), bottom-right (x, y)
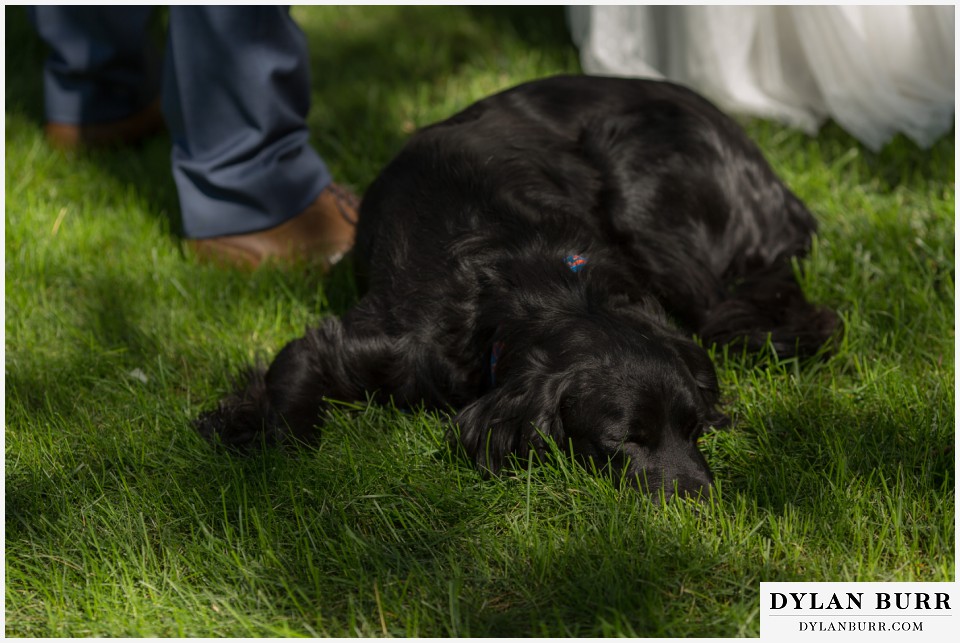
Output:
top-left (452, 373), bottom-right (570, 474)
top-left (672, 339), bottom-right (729, 429)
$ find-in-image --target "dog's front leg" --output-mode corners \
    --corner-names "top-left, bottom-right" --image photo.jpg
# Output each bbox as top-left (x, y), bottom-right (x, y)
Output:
top-left (265, 317), bottom-right (407, 441)
top-left (196, 315), bottom-right (405, 449)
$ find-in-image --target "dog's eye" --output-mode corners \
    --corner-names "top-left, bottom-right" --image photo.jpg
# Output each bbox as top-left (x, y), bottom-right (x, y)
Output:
top-left (559, 396), bottom-right (583, 430)
top-left (628, 424), bottom-right (652, 445)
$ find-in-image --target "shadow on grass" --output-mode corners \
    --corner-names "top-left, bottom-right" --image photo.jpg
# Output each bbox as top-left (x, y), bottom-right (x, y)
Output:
top-left (815, 121), bottom-right (956, 190)
top-left (745, 116), bottom-right (955, 197)
top-left (723, 399), bottom-right (955, 514)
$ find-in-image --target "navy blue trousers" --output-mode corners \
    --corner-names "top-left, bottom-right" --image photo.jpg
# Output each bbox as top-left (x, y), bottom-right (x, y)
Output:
top-left (30, 6), bottom-right (332, 239)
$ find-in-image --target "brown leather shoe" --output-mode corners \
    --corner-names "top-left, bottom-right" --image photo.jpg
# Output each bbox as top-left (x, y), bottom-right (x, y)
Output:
top-left (187, 183), bottom-right (360, 270)
top-left (44, 98), bottom-right (165, 150)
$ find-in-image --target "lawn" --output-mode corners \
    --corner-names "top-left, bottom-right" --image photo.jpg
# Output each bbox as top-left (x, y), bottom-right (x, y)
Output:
top-left (5, 5), bottom-right (955, 637)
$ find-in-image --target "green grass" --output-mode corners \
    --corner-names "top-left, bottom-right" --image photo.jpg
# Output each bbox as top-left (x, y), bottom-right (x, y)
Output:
top-left (5, 5), bottom-right (955, 637)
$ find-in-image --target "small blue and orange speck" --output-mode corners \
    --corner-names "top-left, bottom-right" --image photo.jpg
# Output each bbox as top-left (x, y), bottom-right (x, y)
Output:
top-left (564, 254), bottom-right (588, 272)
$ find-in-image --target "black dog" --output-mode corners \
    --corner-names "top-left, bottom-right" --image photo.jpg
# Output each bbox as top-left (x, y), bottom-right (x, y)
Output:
top-left (196, 75), bottom-right (837, 499)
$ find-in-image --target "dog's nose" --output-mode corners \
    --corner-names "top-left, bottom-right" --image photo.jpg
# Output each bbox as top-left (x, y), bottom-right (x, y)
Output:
top-left (653, 474), bottom-right (713, 504)
top-left (631, 470), bottom-right (713, 503)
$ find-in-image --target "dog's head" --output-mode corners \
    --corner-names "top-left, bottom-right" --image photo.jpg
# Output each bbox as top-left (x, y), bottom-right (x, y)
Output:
top-left (454, 305), bottom-right (726, 500)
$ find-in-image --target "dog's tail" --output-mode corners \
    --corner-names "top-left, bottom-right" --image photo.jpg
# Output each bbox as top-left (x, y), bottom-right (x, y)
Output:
top-left (699, 263), bottom-right (840, 358)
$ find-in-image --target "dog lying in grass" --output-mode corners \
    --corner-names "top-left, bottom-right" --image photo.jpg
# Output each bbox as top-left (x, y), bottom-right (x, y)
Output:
top-left (196, 75), bottom-right (838, 499)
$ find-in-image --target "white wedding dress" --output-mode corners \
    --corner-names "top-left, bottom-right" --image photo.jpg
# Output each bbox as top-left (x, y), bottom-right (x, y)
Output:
top-left (568, 5), bottom-right (955, 151)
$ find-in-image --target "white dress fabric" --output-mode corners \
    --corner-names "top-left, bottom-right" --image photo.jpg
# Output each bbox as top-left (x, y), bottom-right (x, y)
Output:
top-left (568, 5), bottom-right (955, 151)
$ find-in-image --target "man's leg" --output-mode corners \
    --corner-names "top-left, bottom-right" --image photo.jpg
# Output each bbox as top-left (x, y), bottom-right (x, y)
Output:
top-left (164, 6), bottom-right (355, 267)
top-left (28, 6), bottom-right (164, 146)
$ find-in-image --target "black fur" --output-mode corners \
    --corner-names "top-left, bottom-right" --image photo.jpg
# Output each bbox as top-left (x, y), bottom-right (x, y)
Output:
top-left (196, 75), bottom-right (838, 499)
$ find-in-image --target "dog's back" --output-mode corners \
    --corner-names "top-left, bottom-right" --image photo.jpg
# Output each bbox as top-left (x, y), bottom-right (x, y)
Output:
top-left (356, 75), bottom-right (834, 355)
